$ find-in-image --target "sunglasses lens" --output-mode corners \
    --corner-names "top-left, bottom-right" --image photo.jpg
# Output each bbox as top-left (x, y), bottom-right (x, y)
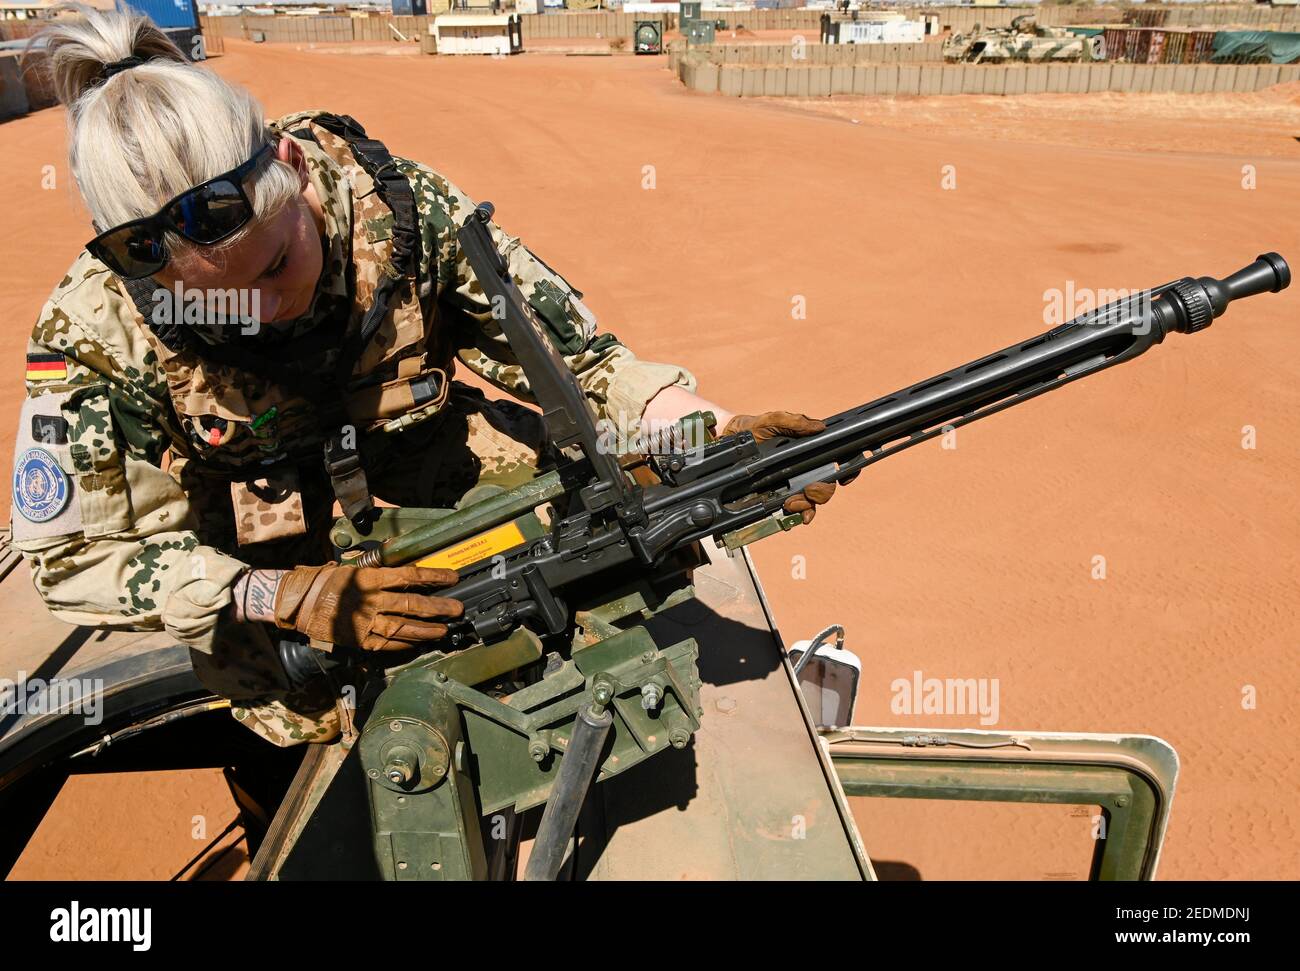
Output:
top-left (96, 224), bottom-right (166, 279)
top-left (88, 148), bottom-right (264, 278)
top-left (167, 179), bottom-right (251, 244)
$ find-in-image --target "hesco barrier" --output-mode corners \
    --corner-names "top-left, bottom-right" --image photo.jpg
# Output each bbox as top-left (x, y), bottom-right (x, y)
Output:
top-left (672, 51), bottom-right (1300, 97)
top-left (188, 8), bottom-right (1300, 47)
top-left (1124, 5), bottom-right (1300, 29)
top-left (198, 11), bottom-right (672, 43)
top-left (700, 42), bottom-right (945, 65)
top-left (199, 14), bottom-right (434, 43)
top-left (520, 12), bottom-right (671, 39)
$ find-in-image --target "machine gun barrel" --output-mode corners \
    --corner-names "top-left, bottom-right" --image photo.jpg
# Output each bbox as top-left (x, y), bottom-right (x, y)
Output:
top-left (652, 253), bottom-right (1291, 517)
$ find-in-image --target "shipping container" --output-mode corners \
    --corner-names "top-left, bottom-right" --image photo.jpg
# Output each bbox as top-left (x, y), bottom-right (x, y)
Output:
top-left (1189, 31), bottom-right (1216, 64)
top-left (122, 0), bottom-right (200, 31)
top-left (1167, 31), bottom-right (1188, 64)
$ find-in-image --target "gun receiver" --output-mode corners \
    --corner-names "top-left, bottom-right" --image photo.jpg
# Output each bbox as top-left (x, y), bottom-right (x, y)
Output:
top-left (346, 212), bottom-right (1287, 649)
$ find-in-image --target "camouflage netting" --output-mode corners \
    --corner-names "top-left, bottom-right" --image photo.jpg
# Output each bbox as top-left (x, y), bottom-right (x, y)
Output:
top-left (1211, 30), bottom-right (1300, 64)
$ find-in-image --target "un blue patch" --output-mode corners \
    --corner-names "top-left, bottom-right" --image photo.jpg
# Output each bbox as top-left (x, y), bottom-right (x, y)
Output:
top-left (13, 447), bottom-right (70, 523)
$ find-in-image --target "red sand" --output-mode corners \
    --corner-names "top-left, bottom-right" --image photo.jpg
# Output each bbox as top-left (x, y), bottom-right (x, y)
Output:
top-left (3, 42), bottom-right (1297, 880)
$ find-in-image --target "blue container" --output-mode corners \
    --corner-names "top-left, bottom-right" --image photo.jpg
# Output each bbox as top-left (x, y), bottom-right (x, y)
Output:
top-left (122, 0), bottom-right (199, 31)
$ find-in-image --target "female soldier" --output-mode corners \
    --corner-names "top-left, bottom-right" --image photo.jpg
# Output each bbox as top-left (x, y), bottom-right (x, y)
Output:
top-left (13, 6), bottom-right (834, 745)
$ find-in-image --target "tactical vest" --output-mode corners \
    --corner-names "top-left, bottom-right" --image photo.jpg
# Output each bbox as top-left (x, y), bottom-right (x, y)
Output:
top-left (121, 113), bottom-right (450, 546)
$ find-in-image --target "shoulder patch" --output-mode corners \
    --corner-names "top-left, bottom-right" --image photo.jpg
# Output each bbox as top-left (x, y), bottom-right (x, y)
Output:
top-left (10, 392), bottom-right (84, 543)
top-left (26, 353), bottom-right (68, 382)
top-left (13, 447), bottom-right (69, 523)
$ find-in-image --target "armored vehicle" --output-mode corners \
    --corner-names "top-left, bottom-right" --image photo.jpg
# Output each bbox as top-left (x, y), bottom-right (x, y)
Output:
top-left (944, 14), bottom-right (1105, 64)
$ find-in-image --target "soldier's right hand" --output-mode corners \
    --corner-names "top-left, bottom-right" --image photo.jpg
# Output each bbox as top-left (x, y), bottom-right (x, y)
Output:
top-left (272, 563), bottom-right (463, 651)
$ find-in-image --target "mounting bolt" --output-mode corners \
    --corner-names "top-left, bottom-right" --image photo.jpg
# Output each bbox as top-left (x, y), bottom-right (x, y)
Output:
top-left (641, 682), bottom-right (662, 711)
top-left (389, 721), bottom-right (403, 732)
top-left (592, 676), bottom-right (615, 708)
top-left (716, 697), bottom-right (737, 714)
top-left (528, 734), bottom-right (550, 763)
top-left (642, 651), bottom-right (656, 663)
top-left (669, 728), bottom-right (691, 749)
top-left (1115, 795), bottom-right (1130, 808)
top-left (384, 746), bottom-right (420, 788)
top-left (382, 743), bottom-right (418, 790)
top-left (435, 671), bottom-right (448, 683)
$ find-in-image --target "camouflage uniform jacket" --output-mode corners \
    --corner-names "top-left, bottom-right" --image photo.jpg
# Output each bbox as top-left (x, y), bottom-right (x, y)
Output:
top-left (10, 110), bottom-right (696, 664)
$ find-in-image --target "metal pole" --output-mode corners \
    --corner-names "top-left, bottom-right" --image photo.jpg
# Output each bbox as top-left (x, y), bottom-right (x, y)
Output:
top-left (523, 701), bottom-right (613, 881)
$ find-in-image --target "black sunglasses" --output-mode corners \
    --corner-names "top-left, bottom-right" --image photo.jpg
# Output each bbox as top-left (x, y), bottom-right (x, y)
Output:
top-left (86, 143), bottom-right (274, 280)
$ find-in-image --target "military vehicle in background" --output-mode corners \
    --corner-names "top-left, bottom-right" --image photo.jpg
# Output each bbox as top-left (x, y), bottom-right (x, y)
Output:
top-left (944, 14), bottom-right (1106, 64)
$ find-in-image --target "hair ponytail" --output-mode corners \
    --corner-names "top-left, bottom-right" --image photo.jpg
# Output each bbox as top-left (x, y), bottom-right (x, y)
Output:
top-left (34, 4), bottom-right (299, 263)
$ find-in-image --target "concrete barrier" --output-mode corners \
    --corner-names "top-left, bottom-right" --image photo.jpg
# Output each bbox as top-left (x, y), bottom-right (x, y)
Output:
top-left (673, 54), bottom-right (1300, 98)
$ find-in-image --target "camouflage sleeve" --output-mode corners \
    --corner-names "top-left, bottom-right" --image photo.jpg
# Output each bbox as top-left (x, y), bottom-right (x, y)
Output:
top-left (10, 281), bottom-right (248, 653)
top-left (399, 161), bottom-right (697, 436)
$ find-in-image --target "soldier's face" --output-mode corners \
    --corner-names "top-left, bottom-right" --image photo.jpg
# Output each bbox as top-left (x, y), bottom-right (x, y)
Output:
top-left (155, 195), bottom-right (325, 327)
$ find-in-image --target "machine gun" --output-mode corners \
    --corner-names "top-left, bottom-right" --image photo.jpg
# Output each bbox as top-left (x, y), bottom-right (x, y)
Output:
top-left (325, 203), bottom-right (1288, 880)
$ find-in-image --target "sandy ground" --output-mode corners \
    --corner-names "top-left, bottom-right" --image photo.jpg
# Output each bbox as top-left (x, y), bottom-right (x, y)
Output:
top-left (2, 41), bottom-right (1297, 880)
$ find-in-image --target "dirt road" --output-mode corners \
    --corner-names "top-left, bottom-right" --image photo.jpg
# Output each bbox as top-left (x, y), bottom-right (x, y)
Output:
top-left (3, 42), bottom-right (1297, 879)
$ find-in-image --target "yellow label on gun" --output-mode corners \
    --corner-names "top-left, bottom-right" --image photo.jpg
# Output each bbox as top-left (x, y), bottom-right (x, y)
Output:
top-left (416, 520), bottom-right (528, 571)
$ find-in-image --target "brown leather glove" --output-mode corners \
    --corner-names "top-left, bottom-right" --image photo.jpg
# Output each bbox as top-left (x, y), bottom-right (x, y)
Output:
top-left (273, 564), bottom-right (463, 651)
top-left (722, 411), bottom-right (838, 525)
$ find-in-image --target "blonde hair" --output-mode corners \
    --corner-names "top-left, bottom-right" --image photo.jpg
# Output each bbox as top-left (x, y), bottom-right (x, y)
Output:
top-left (34, 4), bottom-right (299, 263)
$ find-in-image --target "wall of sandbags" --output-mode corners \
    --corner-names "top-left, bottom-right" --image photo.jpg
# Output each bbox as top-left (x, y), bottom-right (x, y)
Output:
top-left (672, 50), bottom-right (1300, 97)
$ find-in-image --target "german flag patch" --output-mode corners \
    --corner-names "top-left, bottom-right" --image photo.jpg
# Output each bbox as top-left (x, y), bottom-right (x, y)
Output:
top-left (26, 353), bottom-right (68, 382)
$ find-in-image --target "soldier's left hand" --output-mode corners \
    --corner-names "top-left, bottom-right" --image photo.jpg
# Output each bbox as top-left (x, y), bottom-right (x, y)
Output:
top-left (721, 411), bottom-right (837, 525)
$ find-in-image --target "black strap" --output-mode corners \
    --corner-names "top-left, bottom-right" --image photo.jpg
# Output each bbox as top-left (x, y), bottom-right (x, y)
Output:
top-left (309, 114), bottom-right (420, 531)
top-left (312, 114), bottom-right (420, 376)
